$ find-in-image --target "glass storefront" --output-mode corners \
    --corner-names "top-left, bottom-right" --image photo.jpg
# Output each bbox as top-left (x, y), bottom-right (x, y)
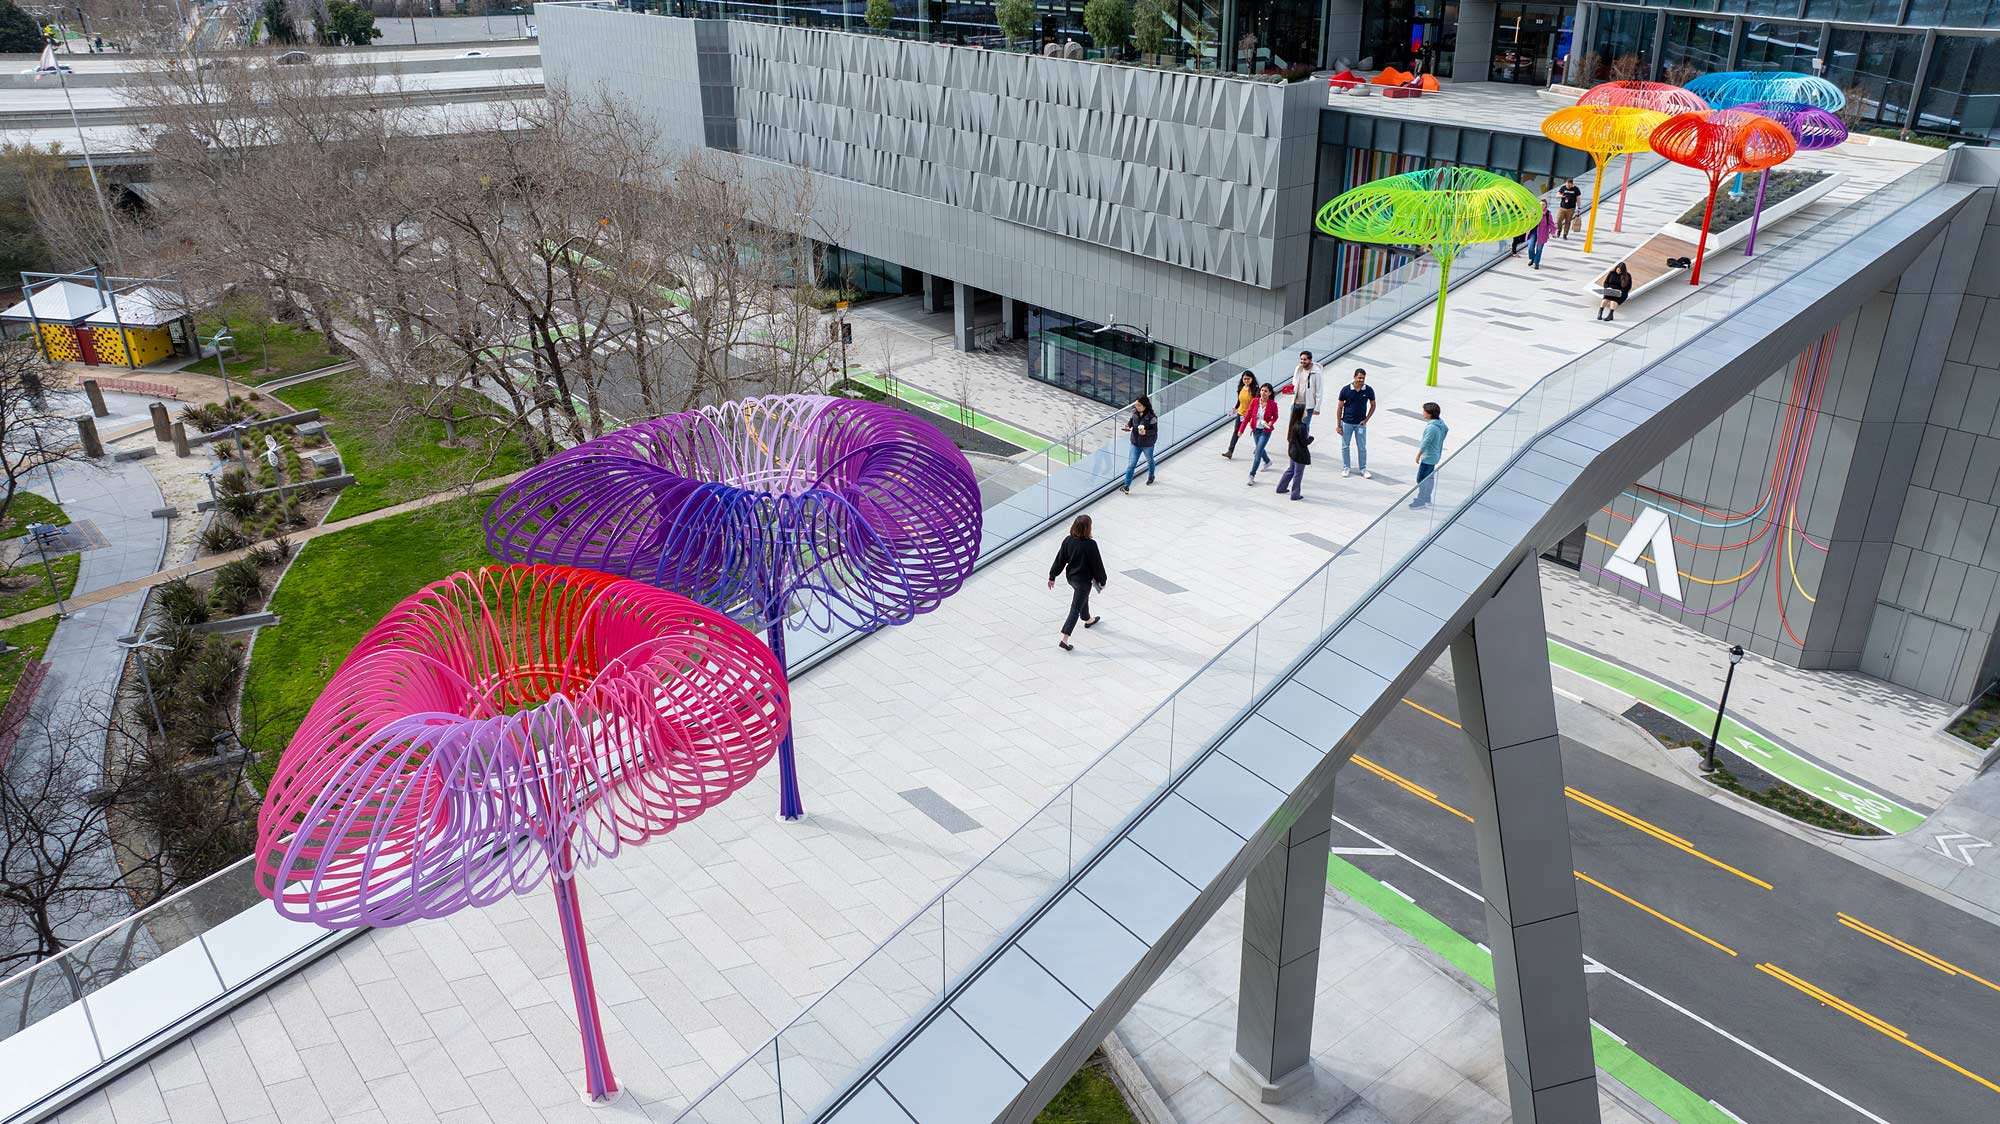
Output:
top-left (1586, 7), bottom-right (1655, 82)
top-left (820, 247), bottom-right (913, 298)
top-left (1233, 0), bottom-right (1324, 71)
top-left (1360, 0), bottom-right (1458, 76)
top-left (1920, 35), bottom-right (2000, 141)
top-left (1737, 18), bottom-right (1821, 72)
top-left (1489, 2), bottom-right (1573, 84)
top-left (1025, 310), bottom-right (1211, 408)
top-left (1662, 13), bottom-right (1732, 76)
top-left (1825, 29), bottom-right (1925, 129)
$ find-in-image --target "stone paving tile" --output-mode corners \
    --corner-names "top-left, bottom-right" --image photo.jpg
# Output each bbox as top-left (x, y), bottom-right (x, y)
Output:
top-left (82, 138), bottom-right (1936, 1124)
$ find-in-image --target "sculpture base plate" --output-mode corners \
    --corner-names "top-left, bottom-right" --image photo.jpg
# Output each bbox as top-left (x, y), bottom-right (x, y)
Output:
top-left (580, 1086), bottom-right (626, 1107)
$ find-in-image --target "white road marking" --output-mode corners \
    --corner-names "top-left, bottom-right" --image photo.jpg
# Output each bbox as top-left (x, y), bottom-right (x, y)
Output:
top-left (1329, 845), bottom-right (1396, 856)
top-left (1383, 881), bottom-right (1416, 903)
top-left (1709, 1101), bottom-right (1747, 1123)
top-left (1926, 831), bottom-right (1993, 867)
top-left (1333, 814), bottom-right (1899, 1124)
top-left (1592, 1020), bottom-right (1626, 1046)
top-left (1332, 815), bottom-right (1486, 903)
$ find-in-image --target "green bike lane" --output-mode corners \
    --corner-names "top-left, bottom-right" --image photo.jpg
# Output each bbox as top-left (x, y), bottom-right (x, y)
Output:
top-left (837, 366), bottom-right (1079, 464)
top-left (1548, 637), bottom-right (1927, 835)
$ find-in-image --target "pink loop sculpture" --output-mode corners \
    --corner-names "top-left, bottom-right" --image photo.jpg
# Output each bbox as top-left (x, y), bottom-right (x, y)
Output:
top-left (1729, 101), bottom-right (1847, 257)
top-left (1576, 81), bottom-right (1711, 232)
top-left (1649, 109), bottom-right (1797, 285)
top-left (255, 564), bottom-right (790, 1103)
top-left (484, 395), bottom-right (982, 820)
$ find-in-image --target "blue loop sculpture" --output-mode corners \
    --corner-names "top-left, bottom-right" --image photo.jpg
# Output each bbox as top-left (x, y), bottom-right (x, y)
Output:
top-left (1686, 71), bottom-right (1845, 112)
top-left (485, 395), bottom-right (983, 819)
top-left (1730, 101), bottom-right (1848, 256)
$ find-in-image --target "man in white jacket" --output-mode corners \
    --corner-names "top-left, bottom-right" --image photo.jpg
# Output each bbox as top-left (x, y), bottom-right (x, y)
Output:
top-left (1292, 351), bottom-right (1324, 432)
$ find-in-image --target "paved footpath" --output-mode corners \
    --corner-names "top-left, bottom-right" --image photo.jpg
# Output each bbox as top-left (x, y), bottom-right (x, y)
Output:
top-left (1540, 564), bottom-right (1971, 826)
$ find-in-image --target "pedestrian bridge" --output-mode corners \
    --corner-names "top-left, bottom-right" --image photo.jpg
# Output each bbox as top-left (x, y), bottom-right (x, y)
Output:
top-left (1, 139), bottom-right (1990, 1124)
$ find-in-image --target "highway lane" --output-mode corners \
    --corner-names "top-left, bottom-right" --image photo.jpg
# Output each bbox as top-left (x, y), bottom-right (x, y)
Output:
top-left (1332, 666), bottom-right (2000, 1124)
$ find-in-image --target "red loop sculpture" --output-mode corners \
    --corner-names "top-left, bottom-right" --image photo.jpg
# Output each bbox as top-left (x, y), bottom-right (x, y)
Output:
top-left (1730, 101), bottom-right (1848, 257)
top-left (1649, 110), bottom-right (1797, 285)
top-left (485, 395), bottom-right (982, 820)
top-left (256, 564), bottom-right (790, 1102)
top-left (1576, 81), bottom-right (1711, 233)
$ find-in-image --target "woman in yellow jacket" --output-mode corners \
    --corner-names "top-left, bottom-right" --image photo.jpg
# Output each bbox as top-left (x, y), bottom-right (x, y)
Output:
top-left (1223, 370), bottom-right (1257, 459)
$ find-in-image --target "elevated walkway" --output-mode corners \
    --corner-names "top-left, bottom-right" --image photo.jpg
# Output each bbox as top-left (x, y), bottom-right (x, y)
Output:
top-left (0, 138), bottom-right (1977, 1124)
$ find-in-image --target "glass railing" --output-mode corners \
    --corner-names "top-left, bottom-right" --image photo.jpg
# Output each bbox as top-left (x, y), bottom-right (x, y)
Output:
top-left (674, 153), bottom-right (1954, 1124)
top-left (0, 154), bottom-right (1666, 1124)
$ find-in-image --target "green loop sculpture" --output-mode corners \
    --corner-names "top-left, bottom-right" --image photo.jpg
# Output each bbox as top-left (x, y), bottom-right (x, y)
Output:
top-left (1315, 167), bottom-right (1541, 387)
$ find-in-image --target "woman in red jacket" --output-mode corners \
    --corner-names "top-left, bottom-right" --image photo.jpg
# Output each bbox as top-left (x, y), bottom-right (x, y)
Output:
top-left (1245, 383), bottom-right (1279, 484)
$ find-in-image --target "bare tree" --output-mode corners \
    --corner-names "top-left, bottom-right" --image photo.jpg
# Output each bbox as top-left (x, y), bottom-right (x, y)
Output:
top-left (0, 342), bottom-right (92, 534)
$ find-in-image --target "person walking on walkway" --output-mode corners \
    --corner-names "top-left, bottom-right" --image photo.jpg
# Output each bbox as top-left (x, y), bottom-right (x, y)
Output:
top-left (1556, 178), bottom-right (1582, 239)
top-left (1290, 350), bottom-right (1324, 432)
top-left (1274, 405), bottom-right (1313, 501)
top-left (1597, 261), bottom-right (1633, 321)
top-left (1410, 402), bottom-right (1448, 509)
top-left (1246, 382), bottom-right (1278, 484)
top-left (1527, 203), bottom-right (1555, 269)
top-left (1121, 394), bottom-right (1159, 493)
top-left (1224, 370), bottom-right (1257, 459)
top-left (1048, 513), bottom-right (1108, 651)
top-left (1336, 368), bottom-right (1376, 479)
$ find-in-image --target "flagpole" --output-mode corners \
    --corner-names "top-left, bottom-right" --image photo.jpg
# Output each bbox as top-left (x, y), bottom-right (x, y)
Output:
top-left (47, 51), bottom-right (124, 274)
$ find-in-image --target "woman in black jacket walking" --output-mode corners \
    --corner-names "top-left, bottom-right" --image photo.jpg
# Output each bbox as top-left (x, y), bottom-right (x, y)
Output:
top-left (1048, 514), bottom-right (1108, 651)
top-left (1274, 406), bottom-right (1312, 501)
top-left (1121, 395), bottom-right (1159, 494)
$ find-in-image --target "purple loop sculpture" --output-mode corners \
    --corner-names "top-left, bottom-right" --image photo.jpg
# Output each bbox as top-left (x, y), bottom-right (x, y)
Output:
top-left (1729, 101), bottom-right (1848, 256)
top-left (485, 395), bottom-right (983, 820)
top-left (256, 564), bottom-right (791, 1101)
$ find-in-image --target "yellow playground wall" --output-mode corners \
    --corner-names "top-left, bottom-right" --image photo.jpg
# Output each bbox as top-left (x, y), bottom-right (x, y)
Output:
top-left (87, 325), bottom-right (174, 367)
top-left (35, 324), bottom-right (81, 363)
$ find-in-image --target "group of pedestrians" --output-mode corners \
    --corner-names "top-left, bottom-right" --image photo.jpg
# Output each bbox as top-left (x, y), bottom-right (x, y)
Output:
top-left (1512, 180), bottom-right (1637, 322)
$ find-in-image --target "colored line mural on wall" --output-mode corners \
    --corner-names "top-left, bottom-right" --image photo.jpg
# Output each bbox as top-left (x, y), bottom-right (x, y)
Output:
top-left (1584, 325), bottom-right (1838, 645)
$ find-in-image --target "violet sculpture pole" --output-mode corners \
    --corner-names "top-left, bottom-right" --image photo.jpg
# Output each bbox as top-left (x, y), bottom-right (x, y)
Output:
top-left (1730, 101), bottom-right (1848, 257)
top-left (256, 565), bottom-right (791, 1102)
top-left (485, 395), bottom-right (983, 822)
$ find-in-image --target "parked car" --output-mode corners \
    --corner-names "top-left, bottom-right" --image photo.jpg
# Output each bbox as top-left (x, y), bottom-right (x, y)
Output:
top-left (273, 50), bottom-right (312, 65)
top-left (459, 49), bottom-right (485, 57)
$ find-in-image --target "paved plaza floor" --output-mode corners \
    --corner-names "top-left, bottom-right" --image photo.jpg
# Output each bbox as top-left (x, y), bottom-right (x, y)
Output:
top-left (48, 137), bottom-right (1943, 1124)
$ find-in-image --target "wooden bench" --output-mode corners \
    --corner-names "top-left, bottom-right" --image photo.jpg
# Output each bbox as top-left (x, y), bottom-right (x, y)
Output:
top-left (1592, 235), bottom-right (1697, 301)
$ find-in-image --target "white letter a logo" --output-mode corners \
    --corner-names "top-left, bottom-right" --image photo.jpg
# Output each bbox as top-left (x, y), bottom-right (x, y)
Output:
top-left (1605, 508), bottom-right (1682, 601)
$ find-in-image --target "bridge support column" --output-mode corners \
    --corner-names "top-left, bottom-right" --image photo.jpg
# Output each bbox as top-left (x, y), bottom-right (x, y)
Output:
top-left (1451, 555), bottom-right (1600, 1124)
top-left (1230, 778), bottom-right (1335, 1103)
top-left (952, 282), bottom-right (976, 351)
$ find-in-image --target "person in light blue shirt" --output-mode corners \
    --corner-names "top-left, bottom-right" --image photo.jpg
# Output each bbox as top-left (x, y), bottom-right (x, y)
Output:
top-left (1410, 403), bottom-right (1448, 509)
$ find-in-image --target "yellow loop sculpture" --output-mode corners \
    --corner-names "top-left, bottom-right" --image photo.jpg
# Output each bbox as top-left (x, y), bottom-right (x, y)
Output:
top-left (1315, 167), bottom-right (1541, 387)
top-left (1540, 105), bottom-right (1670, 253)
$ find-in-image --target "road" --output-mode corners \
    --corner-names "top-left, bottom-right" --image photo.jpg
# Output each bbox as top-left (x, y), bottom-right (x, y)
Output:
top-left (1333, 665), bottom-right (2000, 1124)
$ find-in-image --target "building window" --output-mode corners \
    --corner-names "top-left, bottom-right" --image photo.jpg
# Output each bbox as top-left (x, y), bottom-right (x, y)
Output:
top-left (1586, 7), bottom-right (1656, 82)
top-left (1939, 0), bottom-right (2000, 27)
top-left (1663, 13), bottom-right (1732, 77)
top-left (1232, 0), bottom-right (1325, 72)
top-left (1805, 0), bottom-right (1905, 21)
top-left (1025, 310), bottom-right (1210, 408)
top-left (1919, 35), bottom-right (2000, 142)
top-left (1825, 29), bottom-right (1923, 129)
top-left (1360, 0), bottom-right (1458, 76)
top-left (1489, 2), bottom-right (1574, 85)
top-left (1736, 19), bottom-right (1820, 73)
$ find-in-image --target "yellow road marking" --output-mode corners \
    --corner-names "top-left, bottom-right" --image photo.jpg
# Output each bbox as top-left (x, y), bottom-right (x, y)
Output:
top-left (1400, 697), bottom-right (1461, 728)
top-left (1566, 786), bottom-right (1774, 891)
top-left (1391, 697), bottom-right (1772, 890)
top-left (1838, 913), bottom-right (2000, 997)
top-left (1758, 962), bottom-right (2000, 1096)
top-left (1574, 870), bottom-right (1737, 956)
top-left (1348, 754), bottom-right (1475, 823)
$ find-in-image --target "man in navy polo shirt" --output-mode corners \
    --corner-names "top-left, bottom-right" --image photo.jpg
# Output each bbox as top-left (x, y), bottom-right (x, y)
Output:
top-left (1336, 367), bottom-right (1377, 479)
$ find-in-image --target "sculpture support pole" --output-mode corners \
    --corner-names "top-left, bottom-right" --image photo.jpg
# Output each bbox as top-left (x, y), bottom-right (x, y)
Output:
top-left (768, 618), bottom-right (805, 821)
top-left (1613, 153), bottom-right (1633, 232)
top-left (1744, 168), bottom-right (1770, 257)
top-left (1584, 158), bottom-right (1605, 254)
top-left (1428, 256), bottom-right (1450, 388)
top-left (1691, 184), bottom-right (1718, 286)
top-left (552, 845), bottom-right (618, 1102)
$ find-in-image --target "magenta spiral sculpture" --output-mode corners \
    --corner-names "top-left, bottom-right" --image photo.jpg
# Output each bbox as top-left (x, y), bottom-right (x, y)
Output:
top-left (256, 564), bottom-right (790, 1102)
top-left (485, 395), bottom-right (983, 820)
top-left (1729, 101), bottom-right (1847, 257)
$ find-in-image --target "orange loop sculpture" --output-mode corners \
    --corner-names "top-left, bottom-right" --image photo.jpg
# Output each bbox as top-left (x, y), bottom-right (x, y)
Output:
top-left (1540, 105), bottom-right (1670, 252)
top-left (1649, 110), bottom-right (1797, 285)
top-left (1576, 82), bottom-right (1711, 232)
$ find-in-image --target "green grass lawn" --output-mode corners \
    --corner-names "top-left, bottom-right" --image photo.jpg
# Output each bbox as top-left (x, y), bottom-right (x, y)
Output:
top-left (274, 372), bottom-right (534, 520)
top-left (179, 300), bottom-right (345, 386)
top-left (0, 493), bottom-right (68, 541)
top-left (242, 494), bottom-right (496, 782)
top-left (0, 617), bottom-right (59, 713)
top-left (0, 552), bottom-right (80, 618)
top-left (1034, 1057), bottom-right (1137, 1124)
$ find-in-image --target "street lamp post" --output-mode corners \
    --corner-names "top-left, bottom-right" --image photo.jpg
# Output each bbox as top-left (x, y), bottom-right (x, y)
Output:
top-left (207, 325), bottom-right (236, 405)
top-left (1702, 644), bottom-right (1747, 773)
top-left (25, 523), bottom-right (67, 617)
top-left (115, 633), bottom-right (172, 739)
